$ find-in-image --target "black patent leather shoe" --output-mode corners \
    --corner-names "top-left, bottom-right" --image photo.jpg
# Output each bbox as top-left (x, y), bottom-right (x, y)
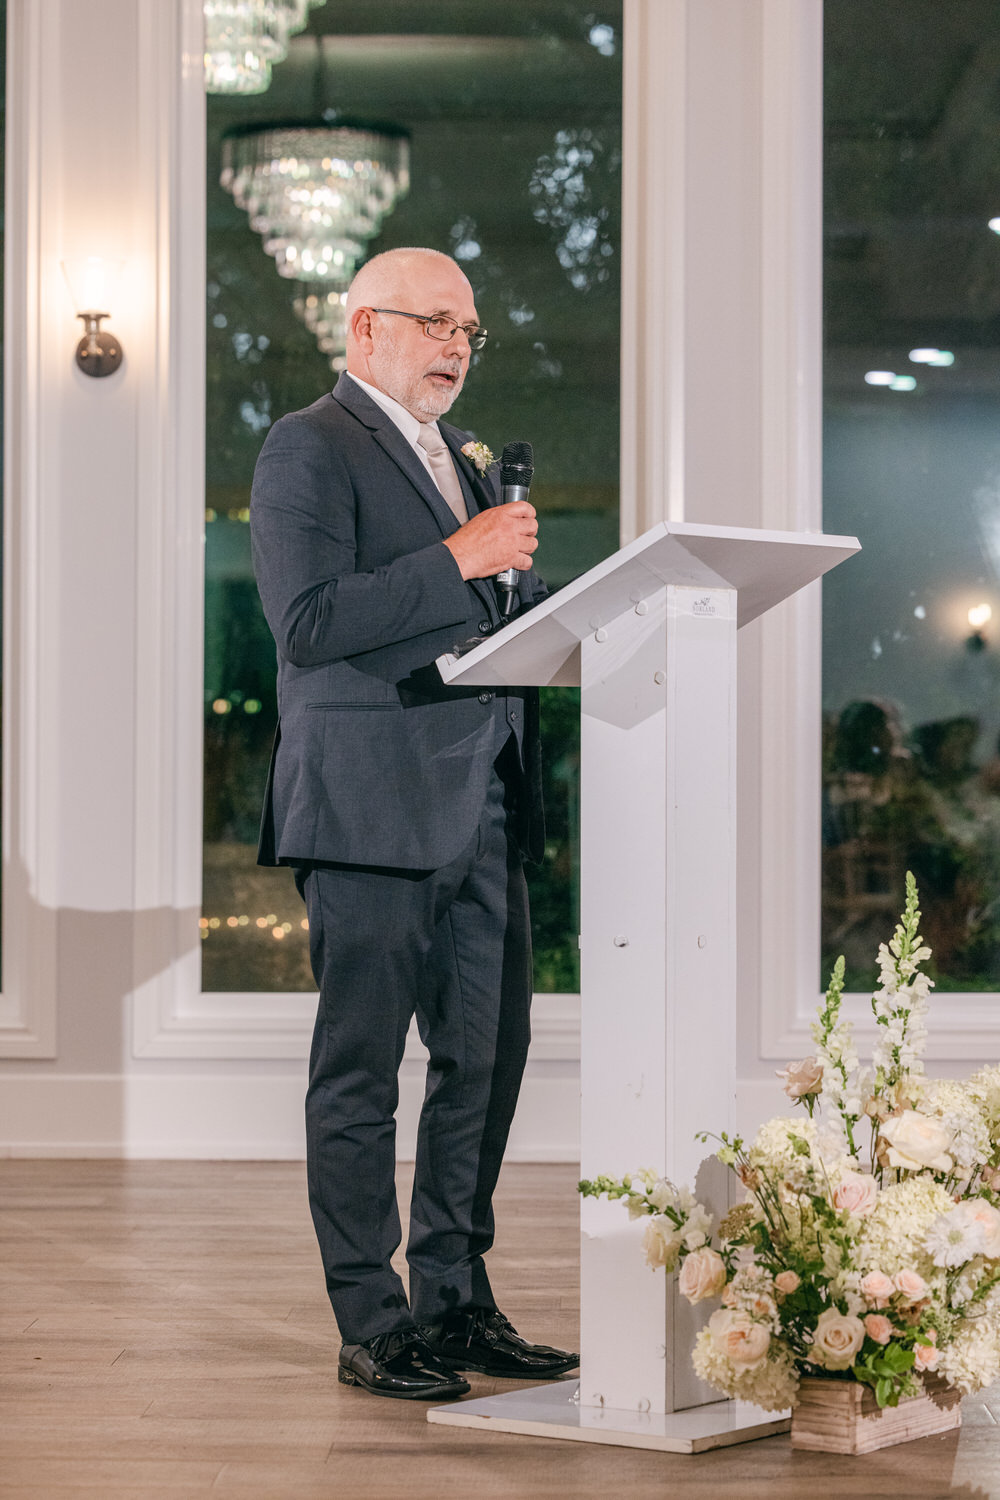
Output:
top-left (420, 1309), bottom-right (579, 1378)
top-left (338, 1329), bottom-right (471, 1400)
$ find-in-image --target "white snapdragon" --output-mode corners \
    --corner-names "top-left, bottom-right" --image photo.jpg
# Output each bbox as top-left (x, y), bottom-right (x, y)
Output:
top-left (870, 873), bottom-right (933, 1097)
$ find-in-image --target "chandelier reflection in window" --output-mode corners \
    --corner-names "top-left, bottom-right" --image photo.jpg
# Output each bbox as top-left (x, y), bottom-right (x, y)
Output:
top-left (204, 1), bottom-right (328, 96)
top-left (221, 122), bottom-right (410, 282)
top-left (221, 121), bottom-right (410, 369)
top-left (292, 284), bottom-right (350, 372)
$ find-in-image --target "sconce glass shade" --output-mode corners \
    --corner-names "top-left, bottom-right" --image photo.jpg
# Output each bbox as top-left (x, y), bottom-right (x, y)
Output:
top-left (61, 256), bottom-right (124, 315)
top-left (61, 257), bottom-right (125, 376)
top-left (204, 0), bottom-right (328, 96)
top-left (220, 121), bottom-right (410, 283)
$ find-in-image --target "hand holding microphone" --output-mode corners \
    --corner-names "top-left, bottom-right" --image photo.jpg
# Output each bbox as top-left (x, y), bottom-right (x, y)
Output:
top-left (441, 440), bottom-right (537, 599)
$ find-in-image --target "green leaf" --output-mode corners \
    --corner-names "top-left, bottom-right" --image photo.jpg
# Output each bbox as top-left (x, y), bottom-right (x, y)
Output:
top-left (875, 1376), bottom-right (896, 1408)
top-left (881, 1343), bottom-right (915, 1375)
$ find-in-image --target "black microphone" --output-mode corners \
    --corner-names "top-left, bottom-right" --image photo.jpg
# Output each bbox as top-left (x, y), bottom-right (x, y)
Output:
top-left (496, 441), bottom-right (534, 618)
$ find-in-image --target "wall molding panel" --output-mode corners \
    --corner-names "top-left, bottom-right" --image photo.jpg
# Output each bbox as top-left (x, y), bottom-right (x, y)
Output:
top-left (0, 0), bottom-right (61, 1057)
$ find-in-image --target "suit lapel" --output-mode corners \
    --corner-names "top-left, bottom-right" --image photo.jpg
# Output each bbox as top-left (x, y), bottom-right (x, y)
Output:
top-left (331, 375), bottom-right (461, 540)
top-left (331, 376), bottom-right (501, 618)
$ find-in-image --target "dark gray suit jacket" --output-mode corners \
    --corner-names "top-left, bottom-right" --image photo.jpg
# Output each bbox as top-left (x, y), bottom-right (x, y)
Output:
top-left (250, 373), bottom-right (546, 871)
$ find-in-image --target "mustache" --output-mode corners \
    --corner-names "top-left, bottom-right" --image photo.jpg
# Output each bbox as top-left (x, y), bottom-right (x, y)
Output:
top-left (427, 361), bottom-right (463, 378)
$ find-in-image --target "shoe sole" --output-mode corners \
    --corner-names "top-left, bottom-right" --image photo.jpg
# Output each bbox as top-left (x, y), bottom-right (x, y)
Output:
top-left (338, 1365), bottom-right (470, 1400)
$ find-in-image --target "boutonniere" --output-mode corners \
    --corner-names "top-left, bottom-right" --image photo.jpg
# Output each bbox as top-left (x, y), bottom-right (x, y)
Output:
top-left (460, 440), bottom-right (495, 476)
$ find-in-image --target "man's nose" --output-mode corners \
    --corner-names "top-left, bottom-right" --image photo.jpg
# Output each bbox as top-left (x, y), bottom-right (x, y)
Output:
top-left (443, 324), bottom-right (472, 355)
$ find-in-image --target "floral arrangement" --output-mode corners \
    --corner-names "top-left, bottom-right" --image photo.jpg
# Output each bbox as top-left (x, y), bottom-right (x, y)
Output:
top-left (460, 440), bottom-right (495, 475)
top-left (580, 874), bottom-right (1000, 1412)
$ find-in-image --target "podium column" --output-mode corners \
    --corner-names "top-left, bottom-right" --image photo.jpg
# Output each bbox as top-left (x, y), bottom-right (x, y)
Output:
top-left (579, 583), bottom-right (737, 1415)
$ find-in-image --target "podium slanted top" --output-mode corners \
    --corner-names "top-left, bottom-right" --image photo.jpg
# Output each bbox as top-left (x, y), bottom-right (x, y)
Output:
top-left (437, 519), bottom-right (860, 688)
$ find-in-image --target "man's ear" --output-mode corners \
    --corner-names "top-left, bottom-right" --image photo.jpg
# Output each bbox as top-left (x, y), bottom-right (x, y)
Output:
top-left (349, 306), bottom-right (376, 354)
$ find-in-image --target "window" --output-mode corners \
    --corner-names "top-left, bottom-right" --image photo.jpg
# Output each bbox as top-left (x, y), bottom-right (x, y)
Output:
top-left (823, 1), bottom-right (1000, 991)
top-left (203, 3), bottom-right (621, 992)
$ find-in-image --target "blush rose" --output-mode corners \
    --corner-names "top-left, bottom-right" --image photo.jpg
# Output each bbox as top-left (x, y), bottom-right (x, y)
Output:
top-left (708, 1309), bottom-right (771, 1369)
top-left (775, 1058), bottom-right (823, 1101)
top-left (894, 1268), bottom-right (929, 1302)
top-left (863, 1313), bottom-right (893, 1345)
top-left (678, 1248), bottom-right (727, 1305)
top-left (832, 1170), bottom-right (878, 1218)
top-left (859, 1270), bottom-right (895, 1308)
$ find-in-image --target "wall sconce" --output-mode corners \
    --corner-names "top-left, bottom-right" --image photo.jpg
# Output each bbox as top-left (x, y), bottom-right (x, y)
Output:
top-left (61, 257), bottom-right (124, 377)
top-left (967, 602), bottom-right (992, 652)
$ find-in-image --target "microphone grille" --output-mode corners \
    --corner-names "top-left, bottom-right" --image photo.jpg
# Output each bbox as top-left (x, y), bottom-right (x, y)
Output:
top-left (500, 441), bottom-right (533, 480)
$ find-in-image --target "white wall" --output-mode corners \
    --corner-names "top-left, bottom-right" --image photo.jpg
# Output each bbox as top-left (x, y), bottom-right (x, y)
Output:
top-left (6, 0), bottom-right (976, 1162)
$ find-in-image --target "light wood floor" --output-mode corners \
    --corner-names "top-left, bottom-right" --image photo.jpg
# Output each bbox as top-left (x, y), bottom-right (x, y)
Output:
top-left (1, 1159), bottom-right (999, 1499)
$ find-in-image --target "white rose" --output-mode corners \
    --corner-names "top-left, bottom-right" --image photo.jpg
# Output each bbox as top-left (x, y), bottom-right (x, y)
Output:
top-left (810, 1308), bottom-right (865, 1371)
top-left (879, 1110), bottom-right (955, 1174)
top-left (832, 1170), bottom-right (879, 1218)
top-left (708, 1308), bottom-right (771, 1369)
top-left (678, 1248), bottom-right (727, 1305)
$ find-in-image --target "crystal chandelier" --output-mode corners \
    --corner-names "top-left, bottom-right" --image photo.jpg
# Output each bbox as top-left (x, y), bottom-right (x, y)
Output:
top-left (220, 122), bottom-right (411, 283)
top-left (204, 1), bottom-right (328, 96)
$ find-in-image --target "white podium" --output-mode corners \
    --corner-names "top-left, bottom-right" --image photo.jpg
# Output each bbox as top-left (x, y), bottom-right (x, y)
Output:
top-left (427, 520), bottom-right (860, 1452)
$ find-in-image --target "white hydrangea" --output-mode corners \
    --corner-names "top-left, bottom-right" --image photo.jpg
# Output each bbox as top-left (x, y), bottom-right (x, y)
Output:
top-left (969, 1064), bottom-right (1000, 1133)
top-left (724, 1265), bottom-right (780, 1331)
top-left (915, 1079), bottom-right (991, 1177)
top-left (938, 1296), bottom-right (1000, 1394)
top-left (857, 1176), bottom-right (955, 1280)
top-left (691, 1327), bottom-right (800, 1411)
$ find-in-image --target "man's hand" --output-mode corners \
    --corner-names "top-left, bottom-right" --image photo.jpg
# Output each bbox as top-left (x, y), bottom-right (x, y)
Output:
top-left (442, 502), bottom-right (538, 581)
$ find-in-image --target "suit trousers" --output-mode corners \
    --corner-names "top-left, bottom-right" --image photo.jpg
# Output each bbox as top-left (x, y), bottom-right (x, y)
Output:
top-left (293, 749), bottom-right (533, 1343)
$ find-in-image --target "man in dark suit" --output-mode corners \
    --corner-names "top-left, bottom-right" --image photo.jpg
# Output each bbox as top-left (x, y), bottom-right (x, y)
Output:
top-left (250, 247), bottom-right (578, 1400)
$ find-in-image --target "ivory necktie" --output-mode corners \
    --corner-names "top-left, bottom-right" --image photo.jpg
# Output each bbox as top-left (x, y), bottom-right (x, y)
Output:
top-left (417, 423), bottom-right (469, 525)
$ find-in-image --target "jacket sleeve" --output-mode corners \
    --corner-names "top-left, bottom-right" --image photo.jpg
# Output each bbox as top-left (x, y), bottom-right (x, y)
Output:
top-left (250, 412), bottom-right (473, 668)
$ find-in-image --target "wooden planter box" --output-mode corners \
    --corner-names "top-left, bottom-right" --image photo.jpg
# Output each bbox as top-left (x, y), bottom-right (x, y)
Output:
top-left (791, 1374), bottom-right (962, 1455)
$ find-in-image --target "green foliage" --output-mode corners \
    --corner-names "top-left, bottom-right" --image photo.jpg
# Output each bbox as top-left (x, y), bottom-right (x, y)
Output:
top-left (852, 1342), bottom-right (917, 1408)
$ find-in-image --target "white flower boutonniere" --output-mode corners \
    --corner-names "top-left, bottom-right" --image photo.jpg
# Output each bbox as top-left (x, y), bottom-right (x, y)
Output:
top-left (461, 440), bottom-right (495, 476)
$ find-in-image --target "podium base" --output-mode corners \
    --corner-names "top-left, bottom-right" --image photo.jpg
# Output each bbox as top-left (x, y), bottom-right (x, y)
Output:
top-left (427, 1378), bottom-right (790, 1454)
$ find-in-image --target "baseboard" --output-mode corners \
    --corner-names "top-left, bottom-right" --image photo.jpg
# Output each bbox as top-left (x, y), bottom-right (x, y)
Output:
top-left (0, 1065), bottom-right (583, 1161)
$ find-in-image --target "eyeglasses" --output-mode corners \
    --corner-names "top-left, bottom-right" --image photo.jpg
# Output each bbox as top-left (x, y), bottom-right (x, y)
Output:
top-left (370, 308), bottom-right (488, 350)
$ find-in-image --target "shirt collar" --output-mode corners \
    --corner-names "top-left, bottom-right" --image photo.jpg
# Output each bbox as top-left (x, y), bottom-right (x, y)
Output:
top-left (344, 371), bottom-right (432, 448)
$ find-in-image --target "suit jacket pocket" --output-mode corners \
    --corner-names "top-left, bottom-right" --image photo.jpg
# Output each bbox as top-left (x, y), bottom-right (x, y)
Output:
top-left (306, 701), bottom-right (400, 712)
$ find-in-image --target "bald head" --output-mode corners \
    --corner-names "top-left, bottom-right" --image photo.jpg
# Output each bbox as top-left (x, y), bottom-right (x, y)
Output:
top-left (346, 248), bottom-right (470, 321)
top-left (345, 247), bottom-right (480, 422)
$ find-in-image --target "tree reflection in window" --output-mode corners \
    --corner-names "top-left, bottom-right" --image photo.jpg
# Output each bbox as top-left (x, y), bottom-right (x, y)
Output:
top-left (202, 2), bottom-right (622, 993)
